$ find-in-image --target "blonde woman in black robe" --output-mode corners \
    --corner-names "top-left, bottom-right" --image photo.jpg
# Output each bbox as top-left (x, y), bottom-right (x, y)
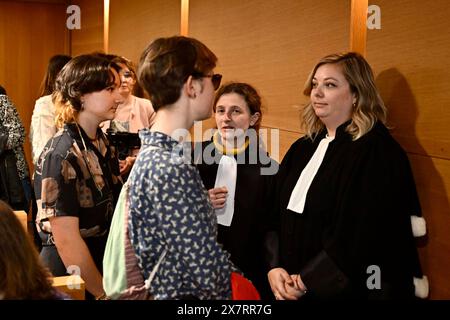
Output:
top-left (268, 52), bottom-right (427, 300)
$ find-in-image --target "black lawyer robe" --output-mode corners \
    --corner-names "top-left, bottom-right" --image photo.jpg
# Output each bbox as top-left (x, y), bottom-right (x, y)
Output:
top-left (194, 139), bottom-right (278, 299)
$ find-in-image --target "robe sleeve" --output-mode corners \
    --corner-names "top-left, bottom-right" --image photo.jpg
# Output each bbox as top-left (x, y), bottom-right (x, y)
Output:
top-left (265, 139), bottom-right (302, 270)
top-left (259, 158), bottom-right (280, 271)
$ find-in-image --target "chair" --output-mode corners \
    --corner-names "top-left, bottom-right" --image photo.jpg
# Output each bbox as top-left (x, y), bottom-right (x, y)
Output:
top-left (52, 275), bottom-right (85, 300)
top-left (13, 210), bottom-right (27, 231)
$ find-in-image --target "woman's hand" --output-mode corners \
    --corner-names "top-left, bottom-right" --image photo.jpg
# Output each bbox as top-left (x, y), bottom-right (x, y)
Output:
top-left (290, 273), bottom-right (308, 297)
top-left (119, 156), bottom-right (136, 175)
top-left (208, 186), bottom-right (228, 209)
top-left (268, 268), bottom-right (304, 300)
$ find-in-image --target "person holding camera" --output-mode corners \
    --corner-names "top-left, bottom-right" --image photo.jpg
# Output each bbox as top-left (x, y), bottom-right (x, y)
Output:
top-left (102, 56), bottom-right (155, 178)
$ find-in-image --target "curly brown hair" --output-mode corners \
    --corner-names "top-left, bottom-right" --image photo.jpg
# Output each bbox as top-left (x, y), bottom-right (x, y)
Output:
top-left (53, 54), bottom-right (121, 128)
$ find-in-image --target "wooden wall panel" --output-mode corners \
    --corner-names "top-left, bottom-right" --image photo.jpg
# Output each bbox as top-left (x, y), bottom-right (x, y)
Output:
top-left (189, 0), bottom-right (351, 146)
top-left (109, 0), bottom-right (180, 64)
top-left (262, 127), bottom-right (301, 163)
top-left (0, 1), bottom-right (69, 171)
top-left (71, 0), bottom-right (104, 56)
top-left (367, 0), bottom-right (450, 160)
top-left (349, 0), bottom-right (368, 55)
top-left (0, 0), bottom-right (447, 300)
top-left (367, 0), bottom-right (450, 298)
top-left (410, 154), bottom-right (450, 298)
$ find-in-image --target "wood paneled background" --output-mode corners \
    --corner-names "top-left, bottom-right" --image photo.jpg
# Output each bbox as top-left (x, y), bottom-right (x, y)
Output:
top-left (0, 0), bottom-right (449, 299)
top-left (71, 0), bottom-right (103, 56)
top-left (366, 0), bottom-right (450, 299)
top-left (109, 0), bottom-right (180, 65)
top-left (189, 0), bottom-right (350, 160)
top-left (0, 0), bottom-right (69, 172)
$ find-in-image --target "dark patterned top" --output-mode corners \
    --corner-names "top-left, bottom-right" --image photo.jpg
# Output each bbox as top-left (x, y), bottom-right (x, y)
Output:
top-left (0, 94), bottom-right (30, 179)
top-left (128, 130), bottom-right (236, 300)
top-left (34, 123), bottom-right (122, 270)
top-left (195, 138), bottom-right (278, 299)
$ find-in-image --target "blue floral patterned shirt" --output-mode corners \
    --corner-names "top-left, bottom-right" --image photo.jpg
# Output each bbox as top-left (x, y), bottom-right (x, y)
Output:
top-left (127, 130), bottom-right (235, 300)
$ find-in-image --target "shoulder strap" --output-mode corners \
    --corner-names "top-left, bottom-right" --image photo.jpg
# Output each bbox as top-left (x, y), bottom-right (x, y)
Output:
top-left (144, 248), bottom-right (168, 290)
top-left (128, 143), bottom-right (167, 291)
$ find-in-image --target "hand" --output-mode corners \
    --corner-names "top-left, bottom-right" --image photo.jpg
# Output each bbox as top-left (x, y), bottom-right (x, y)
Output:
top-left (290, 274), bottom-right (307, 297)
top-left (95, 292), bottom-right (110, 300)
top-left (119, 156), bottom-right (135, 175)
top-left (268, 268), bottom-right (302, 300)
top-left (208, 186), bottom-right (228, 209)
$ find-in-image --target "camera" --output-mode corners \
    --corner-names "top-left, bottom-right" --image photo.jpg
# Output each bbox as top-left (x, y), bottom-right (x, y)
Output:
top-left (106, 129), bottom-right (141, 160)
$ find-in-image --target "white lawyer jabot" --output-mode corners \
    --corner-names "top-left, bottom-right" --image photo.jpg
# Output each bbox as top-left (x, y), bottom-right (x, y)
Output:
top-left (214, 155), bottom-right (237, 226)
top-left (287, 135), bottom-right (334, 214)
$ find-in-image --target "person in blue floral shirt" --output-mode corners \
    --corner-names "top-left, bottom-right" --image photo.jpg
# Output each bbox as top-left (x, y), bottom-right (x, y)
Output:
top-left (128, 36), bottom-right (238, 300)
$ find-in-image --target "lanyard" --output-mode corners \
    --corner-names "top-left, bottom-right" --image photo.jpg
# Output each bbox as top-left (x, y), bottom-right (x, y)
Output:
top-left (75, 122), bottom-right (107, 198)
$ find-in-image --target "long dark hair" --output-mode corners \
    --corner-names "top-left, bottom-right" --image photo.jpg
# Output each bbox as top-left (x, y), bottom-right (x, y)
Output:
top-left (39, 54), bottom-right (72, 97)
top-left (0, 201), bottom-right (56, 299)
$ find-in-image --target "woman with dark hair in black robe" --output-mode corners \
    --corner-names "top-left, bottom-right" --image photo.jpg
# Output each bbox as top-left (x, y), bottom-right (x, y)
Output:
top-left (195, 82), bottom-right (278, 299)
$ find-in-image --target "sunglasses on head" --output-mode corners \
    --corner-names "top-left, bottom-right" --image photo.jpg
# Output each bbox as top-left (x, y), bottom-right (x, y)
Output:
top-left (192, 73), bottom-right (222, 90)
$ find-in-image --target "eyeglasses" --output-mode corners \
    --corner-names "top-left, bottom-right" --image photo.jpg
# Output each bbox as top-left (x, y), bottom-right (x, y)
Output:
top-left (207, 74), bottom-right (222, 90)
top-left (193, 73), bottom-right (222, 90)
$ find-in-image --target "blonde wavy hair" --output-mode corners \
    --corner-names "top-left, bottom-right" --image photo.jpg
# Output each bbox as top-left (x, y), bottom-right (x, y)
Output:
top-left (53, 53), bottom-right (120, 128)
top-left (301, 52), bottom-right (387, 141)
top-left (53, 92), bottom-right (74, 129)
